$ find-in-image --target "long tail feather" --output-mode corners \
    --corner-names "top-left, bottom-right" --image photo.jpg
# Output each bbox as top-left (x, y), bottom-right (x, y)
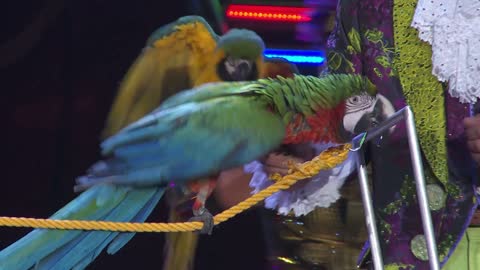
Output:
top-left (0, 185), bottom-right (126, 270)
top-left (0, 185), bottom-right (165, 270)
top-left (71, 230), bottom-right (119, 270)
top-left (107, 187), bottom-right (164, 255)
top-left (71, 186), bottom-right (163, 270)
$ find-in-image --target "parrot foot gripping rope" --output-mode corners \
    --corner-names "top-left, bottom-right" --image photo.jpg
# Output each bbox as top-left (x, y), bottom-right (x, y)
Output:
top-left (0, 144), bottom-right (351, 233)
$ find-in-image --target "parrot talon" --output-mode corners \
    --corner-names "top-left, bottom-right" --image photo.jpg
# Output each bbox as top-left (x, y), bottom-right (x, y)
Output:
top-left (189, 207), bottom-right (214, 235)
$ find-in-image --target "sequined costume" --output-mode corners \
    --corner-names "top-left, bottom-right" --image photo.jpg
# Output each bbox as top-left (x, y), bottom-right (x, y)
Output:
top-left (326, 0), bottom-right (478, 268)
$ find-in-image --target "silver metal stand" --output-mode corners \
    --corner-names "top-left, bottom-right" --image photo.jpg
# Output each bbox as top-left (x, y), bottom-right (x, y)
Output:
top-left (352, 106), bottom-right (440, 270)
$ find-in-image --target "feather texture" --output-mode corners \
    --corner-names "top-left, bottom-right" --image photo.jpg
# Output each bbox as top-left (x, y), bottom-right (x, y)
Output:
top-left (98, 15), bottom-right (300, 270)
top-left (0, 71), bottom-right (372, 270)
top-left (0, 183), bottom-right (165, 270)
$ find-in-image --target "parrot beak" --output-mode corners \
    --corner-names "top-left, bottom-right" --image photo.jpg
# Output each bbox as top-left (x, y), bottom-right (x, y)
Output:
top-left (231, 62), bottom-right (251, 81)
top-left (220, 57), bottom-right (256, 81)
top-left (340, 94), bottom-right (396, 143)
top-left (353, 99), bottom-right (385, 133)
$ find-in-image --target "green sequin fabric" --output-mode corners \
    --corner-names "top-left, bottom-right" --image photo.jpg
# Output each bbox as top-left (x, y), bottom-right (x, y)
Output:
top-left (392, 0), bottom-right (448, 187)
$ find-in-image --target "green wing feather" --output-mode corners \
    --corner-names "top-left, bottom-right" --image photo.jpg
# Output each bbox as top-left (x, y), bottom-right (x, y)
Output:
top-left (100, 94), bottom-right (285, 185)
top-left (102, 74), bottom-right (372, 182)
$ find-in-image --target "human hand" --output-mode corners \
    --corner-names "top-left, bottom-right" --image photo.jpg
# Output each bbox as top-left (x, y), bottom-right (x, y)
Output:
top-left (213, 154), bottom-right (306, 208)
top-left (260, 153), bottom-right (306, 176)
top-left (214, 167), bottom-right (254, 209)
top-left (214, 146), bottom-right (315, 209)
top-left (464, 114), bottom-right (480, 165)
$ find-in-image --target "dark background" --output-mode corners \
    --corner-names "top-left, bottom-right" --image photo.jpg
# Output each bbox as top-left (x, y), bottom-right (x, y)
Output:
top-left (0, 0), bottom-right (269, 269)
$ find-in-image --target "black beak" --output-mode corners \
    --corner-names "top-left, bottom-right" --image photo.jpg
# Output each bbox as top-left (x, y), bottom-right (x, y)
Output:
top-left (231, 62), bottom-right (250, 81)
top-left (339, 99), bottom-right (384, 143)
top-left (354, 99), bottom-right (392, 147)
top-left (353, 99), bottom-right (385, 134)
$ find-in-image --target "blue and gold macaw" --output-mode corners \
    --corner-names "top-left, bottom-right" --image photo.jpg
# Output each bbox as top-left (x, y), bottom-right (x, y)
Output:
top-left (103, 15), bottom-right (298, 137)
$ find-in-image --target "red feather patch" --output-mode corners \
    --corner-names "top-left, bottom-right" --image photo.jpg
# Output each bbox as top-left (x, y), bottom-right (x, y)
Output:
top-left (283, 102), bottom-right (346, 144)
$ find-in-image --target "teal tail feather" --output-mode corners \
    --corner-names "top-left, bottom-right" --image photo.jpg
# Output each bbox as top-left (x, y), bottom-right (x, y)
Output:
top-left (0, 185), bottom-right (165, 270)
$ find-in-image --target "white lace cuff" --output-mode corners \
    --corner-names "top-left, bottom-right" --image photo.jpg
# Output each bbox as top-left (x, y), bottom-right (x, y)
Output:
top-left (412, 0), bottom-right (480, 104)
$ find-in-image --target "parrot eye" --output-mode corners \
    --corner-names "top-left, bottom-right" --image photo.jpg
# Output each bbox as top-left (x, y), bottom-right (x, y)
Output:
top-left (346, 94), bottom-right (375, 113)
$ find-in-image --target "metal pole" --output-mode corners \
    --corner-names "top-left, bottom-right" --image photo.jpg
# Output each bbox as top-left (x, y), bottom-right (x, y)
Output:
top-left (404, 107), bottom-right (440, 270)
top-left (352, 106), bottom-right (440, 270)
top-left (351, 108), bottom-right (407, 270)
top-left (355, 150), bottom-right (384, 270)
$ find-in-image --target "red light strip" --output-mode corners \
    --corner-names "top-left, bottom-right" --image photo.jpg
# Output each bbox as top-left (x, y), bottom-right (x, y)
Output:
top-left (225, 4), bottom-right (314, 22)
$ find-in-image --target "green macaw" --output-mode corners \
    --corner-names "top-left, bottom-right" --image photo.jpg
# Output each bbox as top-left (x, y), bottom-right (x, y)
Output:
top-left (0, 73), bottom-right (378, 270)
top-left (98, 15), bottom-right (299, 270)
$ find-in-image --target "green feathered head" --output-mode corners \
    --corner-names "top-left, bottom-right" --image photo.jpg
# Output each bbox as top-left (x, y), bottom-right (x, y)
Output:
top-left (217, 29), bottom-right (265, 59)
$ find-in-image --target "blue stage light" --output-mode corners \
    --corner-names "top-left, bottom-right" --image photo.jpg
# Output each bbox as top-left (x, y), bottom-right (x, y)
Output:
top-left (264, 49), bottom-right (325, 64)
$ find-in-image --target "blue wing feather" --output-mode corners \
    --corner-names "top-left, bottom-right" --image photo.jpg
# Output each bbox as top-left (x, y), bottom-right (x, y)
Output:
top-left (94, 97), bottom-right (285, 190)
top-left (34, 188), bottom-right (165, 270)
top-left (0, 87), bottom-right (286, 270)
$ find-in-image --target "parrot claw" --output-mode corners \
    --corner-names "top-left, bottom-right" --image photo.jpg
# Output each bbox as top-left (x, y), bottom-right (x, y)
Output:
top-left (189, 207), bottom-right (214, 235)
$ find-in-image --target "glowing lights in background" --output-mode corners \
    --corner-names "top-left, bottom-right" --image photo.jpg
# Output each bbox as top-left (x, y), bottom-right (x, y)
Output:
top-left (264, 49), bottom-right (325, 64)
top-left (225, 4), bottom-right (325, 65)
top-left (226, 4), bottom-right (314, 22)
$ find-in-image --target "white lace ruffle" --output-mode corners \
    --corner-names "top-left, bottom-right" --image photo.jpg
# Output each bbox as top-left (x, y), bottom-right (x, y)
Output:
top-left (412, 0), bottom-right (480, 104)
top-left (245, 143), bottom-right (357, 217)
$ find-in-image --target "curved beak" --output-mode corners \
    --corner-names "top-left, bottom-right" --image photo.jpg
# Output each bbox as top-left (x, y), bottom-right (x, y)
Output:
top-left (339, 94), bottom-right (396, 143)
top-left (231, 62), bottom-right (251, 81)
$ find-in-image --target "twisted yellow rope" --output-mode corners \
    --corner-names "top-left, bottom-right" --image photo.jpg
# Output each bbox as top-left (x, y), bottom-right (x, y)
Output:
top-left (0, 144), bottom-right (351, 233)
